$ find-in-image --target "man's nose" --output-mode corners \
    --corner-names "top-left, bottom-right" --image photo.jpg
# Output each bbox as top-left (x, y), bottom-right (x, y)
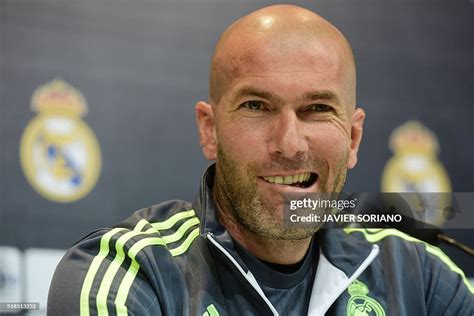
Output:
top-left (267, 110), bottom-right (309, 158)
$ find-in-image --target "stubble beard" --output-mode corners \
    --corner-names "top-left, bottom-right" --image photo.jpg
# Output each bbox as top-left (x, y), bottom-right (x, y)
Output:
top-left (214, 144), bottom-right (350, 241)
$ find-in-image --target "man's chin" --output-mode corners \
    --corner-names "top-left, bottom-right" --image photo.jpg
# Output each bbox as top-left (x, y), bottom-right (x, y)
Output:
top-left (270, 229), bottom-right (317, 241)
top-left (243, 220), bottom-right (320, 241)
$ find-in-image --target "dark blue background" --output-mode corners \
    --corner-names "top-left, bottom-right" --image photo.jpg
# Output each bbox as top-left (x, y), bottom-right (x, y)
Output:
top-left (1, 0), bottom-right (472, 274)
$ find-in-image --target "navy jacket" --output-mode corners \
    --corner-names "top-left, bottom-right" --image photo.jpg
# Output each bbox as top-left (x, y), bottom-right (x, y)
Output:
top-left (48, 165), bottom-right (474, 315)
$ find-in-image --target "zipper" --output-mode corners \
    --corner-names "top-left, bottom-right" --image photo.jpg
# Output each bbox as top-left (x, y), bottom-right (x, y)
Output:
top-left (206, 232), bottom-right (279, 316)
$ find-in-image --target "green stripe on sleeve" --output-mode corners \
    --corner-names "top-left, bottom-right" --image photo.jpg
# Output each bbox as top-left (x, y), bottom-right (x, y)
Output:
top-left (95, 220), bottom-right (156, 315)
top-left (206, 304), bottom-right (220, 316)
top-left (81, 209), bottom-right (199, 316)
top-left (162, 217), bottom-right (199, 244)
top-left (170, 228), bottom-right (200, 257)
top-left (95, 217), bottom-right (199, 313)
top-left (151, 209), bottom-right (196, 230)
top-left (80, 220), bottom-right (148, 316)
top-left (345, 228), bottom-right (474, 293)
top-left (114, 226), bottom-right (201, 314)
top-left (114, 238), bottom-right (166, 316)
top-left (79, 228), bottom-right (127, 316)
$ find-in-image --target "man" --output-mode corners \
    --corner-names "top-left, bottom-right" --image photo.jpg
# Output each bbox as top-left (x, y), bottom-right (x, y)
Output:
top-left (48, 5), bottom-right (473, 315)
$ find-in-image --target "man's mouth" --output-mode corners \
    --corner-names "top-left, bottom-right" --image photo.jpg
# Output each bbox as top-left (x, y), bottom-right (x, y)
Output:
top-left (261, 172), bottom-right (318, 188)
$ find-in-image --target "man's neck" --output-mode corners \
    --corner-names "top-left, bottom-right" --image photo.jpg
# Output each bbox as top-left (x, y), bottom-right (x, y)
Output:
top-left (214, 198), bottom-right (312, 265)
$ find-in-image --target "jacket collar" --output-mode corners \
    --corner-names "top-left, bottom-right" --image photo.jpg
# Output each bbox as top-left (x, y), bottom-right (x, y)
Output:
top-left (193, 163), bottom-right (225, 237)
top-left (193, 163), bottom-right (379, 314)
top-left (192, 164), bottom-right (238, 259)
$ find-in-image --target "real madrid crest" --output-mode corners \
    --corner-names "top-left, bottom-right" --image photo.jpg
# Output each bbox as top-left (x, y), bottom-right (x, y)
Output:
top-left (20, 79), bottom-right (101, 203)
top-left (346, 279), bottom-right (385, 316)
top-left (381, 121), bottom-right (451, 226)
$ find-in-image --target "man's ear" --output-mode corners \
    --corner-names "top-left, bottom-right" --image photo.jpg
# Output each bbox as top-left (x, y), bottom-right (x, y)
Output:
top-left (195, 101), bottom-right (217, 160)
top-left (347, 108), bottom-right (365, 169)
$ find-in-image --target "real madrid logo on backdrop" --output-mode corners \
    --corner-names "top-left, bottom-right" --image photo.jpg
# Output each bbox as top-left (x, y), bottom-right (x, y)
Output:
top-left (381, 121), bottom-right (451, 226)
top-left (20, 79), bottom-right (101, 203)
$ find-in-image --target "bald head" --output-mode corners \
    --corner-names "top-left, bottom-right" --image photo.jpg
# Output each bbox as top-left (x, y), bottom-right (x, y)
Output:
top-left (209, 5), bottom-right (356, 108)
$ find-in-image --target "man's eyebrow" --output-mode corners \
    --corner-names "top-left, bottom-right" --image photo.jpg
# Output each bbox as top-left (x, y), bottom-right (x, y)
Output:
top-left (230, 86), bottom-right (279, 103)
top-left (303, 91), bottom-right (340, 104)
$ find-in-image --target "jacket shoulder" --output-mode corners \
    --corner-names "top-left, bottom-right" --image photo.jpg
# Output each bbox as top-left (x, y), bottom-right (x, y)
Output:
top-left (344, 228), bottom-right (474, 312)
top-left (111, 199), bottom-right (194, 230)
top-left (48, 199), bottom-right (198, 315)
top-left (343, 228), bottom-right (467, 279)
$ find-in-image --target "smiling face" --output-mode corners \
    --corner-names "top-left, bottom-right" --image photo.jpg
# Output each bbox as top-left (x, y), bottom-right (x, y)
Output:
top-left (196, 5), bottom-right (365, 240)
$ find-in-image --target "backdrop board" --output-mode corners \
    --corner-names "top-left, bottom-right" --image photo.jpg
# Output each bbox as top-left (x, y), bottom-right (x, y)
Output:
top-left (0, 0), bottom-right (473, 303)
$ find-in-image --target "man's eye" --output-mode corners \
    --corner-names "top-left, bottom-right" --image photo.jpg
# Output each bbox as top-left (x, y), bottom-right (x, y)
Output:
top-left (309, 104), bottom-right (333, 112)
top-left (241, 101), bottom-right (265, 111)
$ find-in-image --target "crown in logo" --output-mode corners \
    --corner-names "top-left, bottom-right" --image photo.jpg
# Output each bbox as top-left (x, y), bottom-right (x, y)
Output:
top-left (348, 280), bottom-right (369, 296)
top-left (31, 79), bottom-right (88, 116)
top-left (389, 121), bottom-right (439, 155)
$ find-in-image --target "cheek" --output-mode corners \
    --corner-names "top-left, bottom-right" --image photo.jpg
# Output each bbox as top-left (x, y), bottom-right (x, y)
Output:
top-left (216, 117), bottom-right (267, 162)
top-left (308, 123), bottom-right (350, 162)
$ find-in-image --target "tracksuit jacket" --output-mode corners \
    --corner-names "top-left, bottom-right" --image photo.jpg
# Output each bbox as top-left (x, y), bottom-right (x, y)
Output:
top-left (48, 165), bottom-right (474, 315)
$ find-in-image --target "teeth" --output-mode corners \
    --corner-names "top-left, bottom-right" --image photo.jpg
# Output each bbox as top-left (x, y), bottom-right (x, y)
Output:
top-left (263, 173), bottom-right (312, 185)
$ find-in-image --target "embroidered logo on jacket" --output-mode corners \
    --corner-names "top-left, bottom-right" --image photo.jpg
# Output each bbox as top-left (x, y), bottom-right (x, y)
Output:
top-left (346, 279), bottom-right (385, 316)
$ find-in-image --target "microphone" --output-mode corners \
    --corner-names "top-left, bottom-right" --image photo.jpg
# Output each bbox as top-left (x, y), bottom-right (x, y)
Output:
top-left (345, 192), bottom-right (474, 256)
top-left (386, 215), bottom-right (474, 256)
